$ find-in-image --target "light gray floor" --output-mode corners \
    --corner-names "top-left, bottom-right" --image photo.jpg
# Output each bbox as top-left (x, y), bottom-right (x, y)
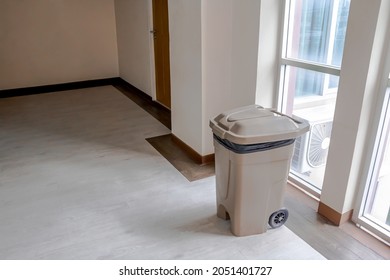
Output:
top-left (0, 86), bottom-right (325, 260)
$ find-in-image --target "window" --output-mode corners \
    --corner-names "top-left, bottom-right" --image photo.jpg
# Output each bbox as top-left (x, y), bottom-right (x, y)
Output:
top-left (355, 84), bottom-right (390, 244)
top-left (279, 0), bottom-right (350, 194)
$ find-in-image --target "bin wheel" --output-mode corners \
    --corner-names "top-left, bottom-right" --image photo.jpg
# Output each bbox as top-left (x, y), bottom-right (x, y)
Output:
top-left (268, 209), bottom-right (289, 228)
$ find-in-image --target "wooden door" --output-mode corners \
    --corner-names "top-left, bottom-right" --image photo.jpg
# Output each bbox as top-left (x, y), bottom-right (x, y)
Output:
top-left (152, 0), bottom-right (171, 109)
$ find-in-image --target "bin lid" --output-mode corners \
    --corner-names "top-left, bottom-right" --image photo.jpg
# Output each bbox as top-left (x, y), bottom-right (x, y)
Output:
top-left (209, 105), bottom-right (310, 145)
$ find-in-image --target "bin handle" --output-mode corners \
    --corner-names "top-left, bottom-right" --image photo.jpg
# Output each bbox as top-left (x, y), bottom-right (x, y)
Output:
top-left (270, 109), bottom-right (303, 124)
top-left (209, 120), bottom-right (226, 138)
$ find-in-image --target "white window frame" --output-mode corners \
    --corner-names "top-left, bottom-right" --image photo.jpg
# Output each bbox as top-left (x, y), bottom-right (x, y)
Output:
top-left (278, 0), bottom-right (344, 196)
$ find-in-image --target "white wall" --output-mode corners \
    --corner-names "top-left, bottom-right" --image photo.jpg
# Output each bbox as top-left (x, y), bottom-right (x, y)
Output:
top-left (255, 0), bottom-right (284, 108)
top-left (201, 0), bottom-right (234, 155)
top-left (229, 1), bottom-right (261, 108)
top-left (0, 0), bottom-right (119, 90)
top-left (169, 0), bottom-right (261, 156)
top-left (169, 0), bottom-right (203, 154)
top-left (202, 0), bottom-right (261, 155)
top-left (115, 0), bottom-right (153, 96)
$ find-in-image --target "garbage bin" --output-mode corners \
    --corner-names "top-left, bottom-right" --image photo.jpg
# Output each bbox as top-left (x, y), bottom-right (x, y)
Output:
top-left (209, 105), bottom-right (309, 236)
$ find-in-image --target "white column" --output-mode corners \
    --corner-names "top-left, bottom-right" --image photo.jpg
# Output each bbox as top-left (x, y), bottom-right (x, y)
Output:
top-left (255, 0), bottom-right (284, 108)
top-left (169, 0), bottom-right (261, 156)
top-left (319, 0), bottom-right (390, 224)
top-left (169, 0), bottom-right (203, 154)
top-left (202, 0), bottom-right (261, 155)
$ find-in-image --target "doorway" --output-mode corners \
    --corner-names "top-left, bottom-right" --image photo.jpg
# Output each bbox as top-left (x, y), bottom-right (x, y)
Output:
top-left (152, 0), bottom-right (171, 109)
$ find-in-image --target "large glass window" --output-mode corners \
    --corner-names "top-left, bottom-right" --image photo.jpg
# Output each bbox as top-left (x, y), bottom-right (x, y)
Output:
top-left (286, 0), bottom-right (349, 66)
top-left (280, 0), bottom-right (350, 194)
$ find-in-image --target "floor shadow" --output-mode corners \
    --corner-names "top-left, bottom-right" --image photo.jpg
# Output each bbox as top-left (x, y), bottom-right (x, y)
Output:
top-left (176, 215), bottom-right (233, 236)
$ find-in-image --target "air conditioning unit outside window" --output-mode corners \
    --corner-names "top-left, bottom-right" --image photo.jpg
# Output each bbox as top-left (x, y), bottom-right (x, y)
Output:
top-left (291, 106), bottom-right (334, 174)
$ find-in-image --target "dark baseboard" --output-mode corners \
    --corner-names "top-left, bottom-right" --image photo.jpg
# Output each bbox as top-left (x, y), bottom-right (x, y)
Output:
top-left (112, 78), bottom-right (152, 101)
top-left (318, 202), bottom-right (353, 226)
top-left (113, 78), bottom-right (169, 112)
top-left (171, 134), bottom-right (215, 165)
top-left (0, 77), bottom-right (120, 98)
top-left (0, 76), bottom-right (172, 129)
top-left (113, 78), bottom-right (171, 129)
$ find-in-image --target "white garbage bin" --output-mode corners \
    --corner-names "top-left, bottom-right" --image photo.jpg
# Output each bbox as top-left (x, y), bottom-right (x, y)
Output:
top-left (209, 105), bottom-right (310, 236)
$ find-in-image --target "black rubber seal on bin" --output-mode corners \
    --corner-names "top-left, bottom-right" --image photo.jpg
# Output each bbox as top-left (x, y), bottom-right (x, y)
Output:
top-left (213, 134), bottom-right (295, 154)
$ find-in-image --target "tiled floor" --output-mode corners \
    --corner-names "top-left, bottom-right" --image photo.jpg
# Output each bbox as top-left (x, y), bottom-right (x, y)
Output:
top-left (0, 86), bottom-right (325, 260)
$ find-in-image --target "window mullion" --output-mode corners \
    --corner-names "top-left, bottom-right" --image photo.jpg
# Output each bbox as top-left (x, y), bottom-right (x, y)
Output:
top-left (281, 58), bottom-right (341, 76)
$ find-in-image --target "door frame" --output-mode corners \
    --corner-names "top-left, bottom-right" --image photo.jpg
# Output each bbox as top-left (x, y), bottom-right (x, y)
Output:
top-left (148, 0), bottom-right (157, 103)
top-left (148, 0), bottom-right (171, 109)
